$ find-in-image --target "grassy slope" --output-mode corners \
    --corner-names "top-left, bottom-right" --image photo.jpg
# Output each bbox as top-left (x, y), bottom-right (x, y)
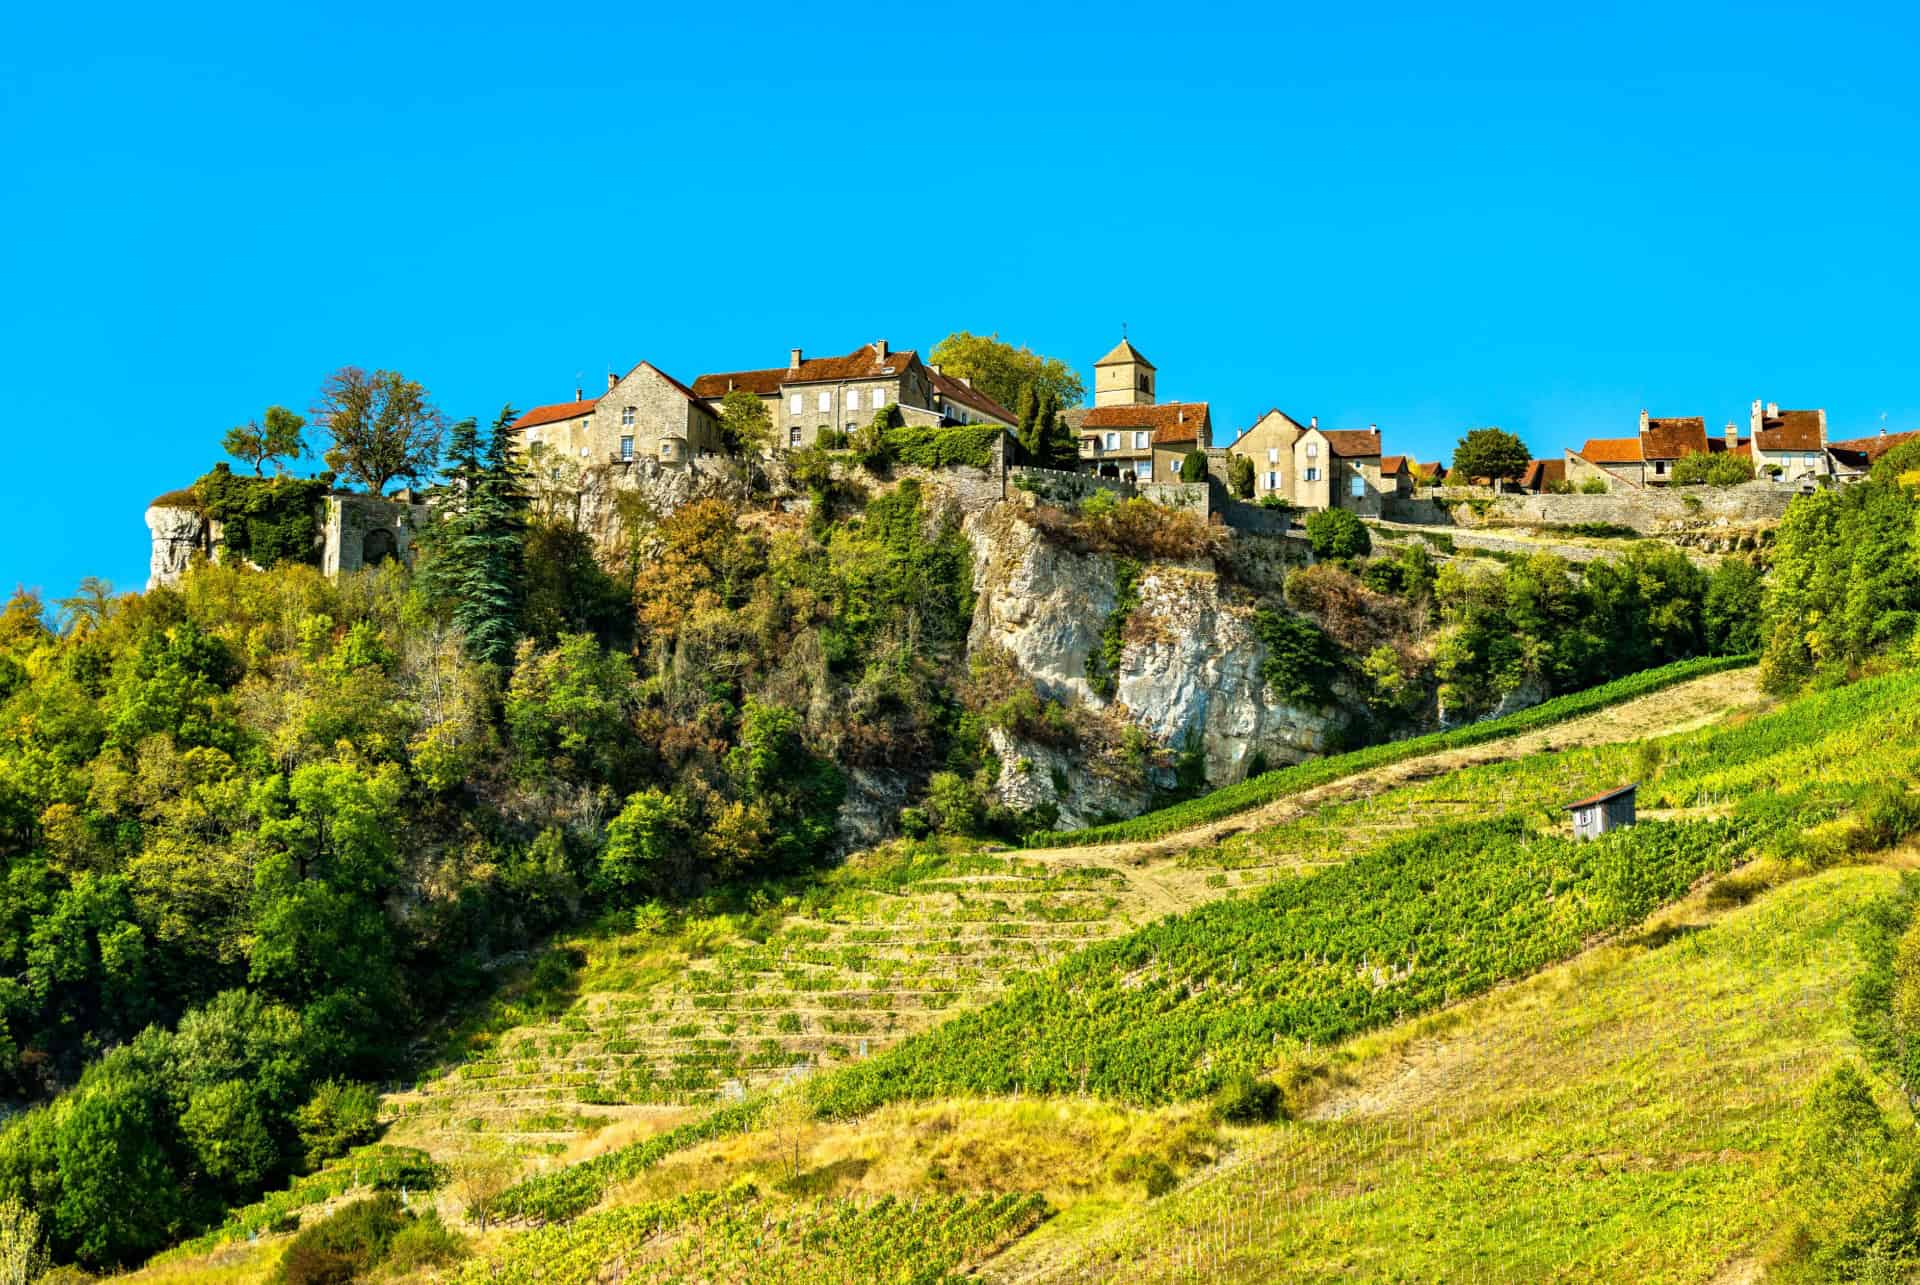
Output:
top-left (1003, 861), bottom-right (1901, 1283)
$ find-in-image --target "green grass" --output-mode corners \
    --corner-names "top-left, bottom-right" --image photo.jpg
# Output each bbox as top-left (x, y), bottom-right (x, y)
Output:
top-left (1025, 653), bottom-right (1753, 848)
top-left (1026, 863), bottom-right (1898, 1283)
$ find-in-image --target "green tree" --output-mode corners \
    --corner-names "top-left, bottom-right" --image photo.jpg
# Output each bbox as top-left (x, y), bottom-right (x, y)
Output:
top-left (222, 406), bottom-right (307, 477)
top-left (598, 789), bottom-right (688, 895)
top-left (1303, 508), bottom-right (1371, 560)
top-left (1014, 384), bottom-right (1040, 458)
top-left (1039, 389), bottom-right (1077, 469)
top-left (180, 1078), bottom-right (279, 1192)
top-left (1180, 450), bottom-right (1208, 483)
top-left (420, 411), bottom-right (529, 666)
top-left (52, 577), bottom-right (117, 641)
top-left (1228, 453), bottom-right (1255, 499)
top-left (718, 389), bottom-right (773, 457)
top-left (1780, 1061), bottom-right (1920, 1275)
top-left (1704, 557), bottom-right (1764, 654)
top-left (930, 332), bottom-right (1085, 412)
top-left (1450, 427), bottom-right (1531, 490)
top-left (313, 367), bottom-right (446, 495)
top-left (1671, 450), bottom-right (1755, 486)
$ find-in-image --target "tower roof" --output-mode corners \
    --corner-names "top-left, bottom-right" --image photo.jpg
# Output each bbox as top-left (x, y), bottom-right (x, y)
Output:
top-left (1094, 337), bottom-right (1155, 370)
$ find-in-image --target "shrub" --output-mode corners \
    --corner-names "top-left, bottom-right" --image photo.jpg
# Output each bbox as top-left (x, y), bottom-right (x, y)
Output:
top-left (293, 1080), bottom-right (381, 1170)
top-left (1303, 509), bottom-right (1371, 560)
top-left (1228, 453), bottom-right (1255, 498)
top-left (1253, 609), bottom-right (1342, 704)
top-left (382, 1210), bottom-right (468, 1271)
top-left (1780, 1062), bottom-right (1920, 1275)
top-left (273, 1194), bottom-right (408, 1285)
top-left (1578, 477), bottom-right (1608, 494)
top-left (1671, 451), bottom-right (1755, 486)
top-left (194, 466), bottom-right (330, 569)
top-left (1211, 1071), bottom-right (1285, 1123)
top-left (1180, 450), bottom-right (1207, 483)
top-left (884, 426), bottom-right (1002, 471)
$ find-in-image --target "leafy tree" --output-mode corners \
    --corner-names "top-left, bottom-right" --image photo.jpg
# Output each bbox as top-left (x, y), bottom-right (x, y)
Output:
top-left (221, 406), bottom-right (307, 477)
top-left (1253, 609), bottom-right (1343, 703)
top-left (598, 788), bottom-right (688, 895)
top-left (930, 331), bottom-right (1085, 412)
top-left (1780, 1061), bottom-right (1920, 1275)
top-left (1704, 557), bottom-right (1764, 654)
top-left (717, 389), bottom-right (772, 457)
top-left (1228, 453), bottom-right (1255, 499)
top-left (1180, 450), bottom-right (1208, 483)
top-left (1450, 427), bottom-right (1531, 490)
top-left (503, 634), bottom-right (639, 787)
top-left (53, 578), bottom-right (117, 641)
top-left (420, 411), bottom-right (530, 666)
top-left (180, 1078), bottom-right (279, 1192)
top-left (520, 520), bottom-right (631, 648)
top-left (312, 367), bottom-right (446, 495)
top-left (1303, 508), bottom-right (1371, 560)
top-left (1014, 383), bottom-right (1040, 459)
top-left (0, 1196), bottom-right (48, 1285)
top-left (292, 1080), bottom-right (380, 1169)
top-left (1671, 450), bottom-right (1755, 486)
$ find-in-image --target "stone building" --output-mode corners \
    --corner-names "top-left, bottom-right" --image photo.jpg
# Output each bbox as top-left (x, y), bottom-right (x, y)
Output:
top-left (1747, 400), bottom-right (1829, 483)
top-left (927, 367), bottom-right (1017, 427)
top-left (690, 340), bottom-right (941, 450)
top-left (511, 361), bottom-right (721, 469)
top-left (1225, 408), bottom-right (1312, 502)
top-left (1065, 337), bottom-right (1211, 481)
top-left (1293, 426), bottom-right (1385, 515)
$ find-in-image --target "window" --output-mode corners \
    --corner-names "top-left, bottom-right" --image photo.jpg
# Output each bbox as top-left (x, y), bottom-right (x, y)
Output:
top-left (847, 389), bottom-right (861, 411)
top-left (1265, 470), bottom-right (1278, 491)
top-left (1134, 459), bottom-right (1152, 480)
top-left (1134, 431), bottom-right (1149, 450)
top-left (621, 407), bottom-right (635, 428)
top-left (789, 393), bottom-right (802, 414)
top-left (1804, 453), bottom-right (1819, 467)
top-left (1306, 442), bottom-right (1319, 458)
top-left (1267, 447), bottom-right (1279, 464)
top-left (874, 387), bottom-right (889, 405)
top-left (1305, 467), bottom-right (1320, 482)
top-left (1655, 460), bottom-right (1668, 475)
top-left (817, 391), bottom-right (831, 413)
top-left (846, 422), bottom-right (858, 433)
top-left (1351, 475), bottom-right (1365, 498)
top-left (620, 436), bottom-right (634, 460)
top-left (1104, 432), bottom-right (1119, 450)
top-left (789, 426), bottom-right (801, 447)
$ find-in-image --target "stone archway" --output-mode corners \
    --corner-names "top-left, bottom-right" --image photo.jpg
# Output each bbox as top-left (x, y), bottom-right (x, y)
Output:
top-left (361, 527), bottom-right (398, 566)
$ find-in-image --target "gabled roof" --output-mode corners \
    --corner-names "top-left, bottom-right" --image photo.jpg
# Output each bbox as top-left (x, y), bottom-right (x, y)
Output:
top-left (1317, 428), bottom-right (1382, 458)
top-left (1829, 428), bottom-right (1920, 462)
top-left (1226, 408), bottom-right (1309, 451)
top-left (689, 343), bottom-right (920, 398)
top-left (928, 368), bottom-right (1016, 425)
top-left (1641, 416), bottom-right (1708, 460)
top-left (635, 361), bottom-right (707, 406)
top-left (1380, 454), bottom-right (1411, 475)
top-left (1754, 409), bottom-right (1824, 453)
top-left (1519, 458), bottom-right (1566, 490)
top-left (1094, 338), bottom-right (1154, 369)
top-left (1577, 436), bottom-right (1644, 464)
top-left (512, 398), bottom-right (600, 430)
top-left (1077, 401), bottom-right (1209, 445)
top-left (1566, 782), bottom-right (1636, 810)
top-left (1410, 461), bottom-right (1447, 483)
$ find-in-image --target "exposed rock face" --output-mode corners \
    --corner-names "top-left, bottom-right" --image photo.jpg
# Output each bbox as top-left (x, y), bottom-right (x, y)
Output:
top-left (987, 727), bottom-right (1171, 830)
top-left (965, 502), bottom-right (1342, 818)
top-left (836, 767), bottom-right (910, 853)
top-left (146, 505), bottom-right (209, 590)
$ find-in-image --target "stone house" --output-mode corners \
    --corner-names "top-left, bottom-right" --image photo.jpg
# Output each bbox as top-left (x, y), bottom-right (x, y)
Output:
top-left (1748, 400), bottom-right (1829, 483)
top-left (1378, 454), bottom-right (1416, 497)
top-left (690, 340), bottom-right (938, 450)
top-left (927, 367), bottom-right (1017, 427)
top-left (1224, 408), bottom-right (1312, 502)
top-left (1567, 412), bottom-right (1712, 489)
top-left (1293, 426), bottom-right (1384, 515)
top-left (1065, 336), bottom-right (1210, 482)
top-left (512, 361), bottom-right (722, 468)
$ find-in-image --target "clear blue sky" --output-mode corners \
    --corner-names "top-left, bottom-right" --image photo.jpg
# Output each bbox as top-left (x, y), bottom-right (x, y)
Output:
top-left (4, 1), bottom-right (1917, 599)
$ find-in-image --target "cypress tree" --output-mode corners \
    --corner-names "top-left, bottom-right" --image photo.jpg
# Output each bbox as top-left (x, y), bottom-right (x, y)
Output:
top-left (453, 407), bottom-right (530, 667)
top-left (1015, 383), bottom-right (1040, 459)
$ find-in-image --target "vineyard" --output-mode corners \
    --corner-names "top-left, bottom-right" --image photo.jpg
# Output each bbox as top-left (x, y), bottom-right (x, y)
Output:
top-left (1023, 654), bottom-right (1751, 849)
top-left (1004, 863), bottom-right (1898, 1282)
top-left (464, 1187), bottom-right (1049, 1284)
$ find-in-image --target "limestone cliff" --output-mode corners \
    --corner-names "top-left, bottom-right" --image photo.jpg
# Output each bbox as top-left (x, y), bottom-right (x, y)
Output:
top-left (146, 503), bottom-right (210, 591)
top-left (964, 500), bottom-right (1340, 825)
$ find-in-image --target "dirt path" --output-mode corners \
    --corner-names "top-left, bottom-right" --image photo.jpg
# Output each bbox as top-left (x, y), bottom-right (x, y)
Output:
top-left (1020, 666), bottom-right (1768, 875)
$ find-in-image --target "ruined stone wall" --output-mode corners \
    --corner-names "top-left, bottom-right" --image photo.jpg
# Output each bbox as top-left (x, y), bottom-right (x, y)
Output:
top-left (1386, 482), bottom-right (1794, 535)
top-left (323, 495), bottom-right (429, 575)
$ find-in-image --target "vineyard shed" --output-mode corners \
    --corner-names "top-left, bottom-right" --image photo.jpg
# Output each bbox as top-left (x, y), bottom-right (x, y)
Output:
top-left (1567, 783), bottom-right (1636, 840)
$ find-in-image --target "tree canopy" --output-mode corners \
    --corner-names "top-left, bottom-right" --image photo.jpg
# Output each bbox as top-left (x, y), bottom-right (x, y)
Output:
top-left (313, 367), bottom-right (446, 495)
top-left (1450, 427), bottom-right (1531, 487)
top-left (221, 406), bottom-right (307, 477)
top-left (929, 332), bottom-right (1085, 414)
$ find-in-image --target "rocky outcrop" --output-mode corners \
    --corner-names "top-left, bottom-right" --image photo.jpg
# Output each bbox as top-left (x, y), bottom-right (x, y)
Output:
top-left (146, 503), bottom-right (209, 590)
top-left (965, 503), bottom-right (1343, 818)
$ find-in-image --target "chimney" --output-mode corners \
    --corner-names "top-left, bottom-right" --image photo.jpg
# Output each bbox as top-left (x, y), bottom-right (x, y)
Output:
top-left (1750, 398), bottom-right (1765, 436)
top-left (1638, 409), bottom-right (1649, 433)
top-left (873, 339), bottom-right (888, 361)
top-left (789, 347), bottom-right (803, 370)
top-left (1766, 402), bottom-right (1779, 419)
top-left (1309, 416), bottom-right (1318, 429)
top-left (607, 371), bottom-right (618, 392)
top-left (1724, 421), bottom-right (1739, 447)
top-left (1817, 408), bottom-right (1827, 444)
top-left (575, 385), bottom-right (582, 401)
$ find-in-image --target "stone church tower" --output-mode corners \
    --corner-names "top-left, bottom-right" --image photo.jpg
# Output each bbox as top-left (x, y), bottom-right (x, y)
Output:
top-left (1093, 337), bottom-right (1156, 408)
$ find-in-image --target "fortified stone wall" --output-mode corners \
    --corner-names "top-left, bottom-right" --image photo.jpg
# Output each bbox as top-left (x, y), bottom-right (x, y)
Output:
top-left (1386, 482), bottom-right (1795, 535)
top-left (323, 495), bottom-right (428, 575)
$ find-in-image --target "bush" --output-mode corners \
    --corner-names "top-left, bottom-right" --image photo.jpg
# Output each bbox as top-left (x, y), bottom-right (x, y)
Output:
top-left (1211, 1071), bottom-right (1285, 1123)
top-left (1579, 477), bottom-right (1608, 494)
top-left (383, 1209), bottom-right (468, 1271)
top-left (273, 1194), bottom-right (408, 1285)
top-left (1303, 509), bottom-right (1371, 560)
top-left (194, 466), bottom-right (330, 569)
top-left (1671, 451), bottom-right (1755, 486)
top-left (1180, 450), bottom-right (1207, 483)
top-left (1228, 453), bottom-right (1255, 499)
top-left (294, 1080), bottom-right (381, 1170)
top-left (1253, 609), bottom-right (1342, 704)
top-left (884, 426), bottom-right (1002, 471)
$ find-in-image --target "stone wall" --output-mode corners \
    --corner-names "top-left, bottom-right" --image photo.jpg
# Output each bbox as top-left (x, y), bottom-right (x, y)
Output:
top-left (1139, 480), bottom-right (1210, 518)
top-left (323, 495), bottom-right (429, 575)
top-left (1386, 481), bottom-right (1795, 536)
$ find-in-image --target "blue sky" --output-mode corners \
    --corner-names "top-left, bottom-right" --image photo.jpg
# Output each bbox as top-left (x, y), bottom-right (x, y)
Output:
top-left (3, 1), bottom-right (1917, 598)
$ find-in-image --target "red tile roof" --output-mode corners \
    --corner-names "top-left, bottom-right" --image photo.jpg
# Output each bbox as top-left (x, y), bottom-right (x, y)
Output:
top-left (1753, 409), bottom-right (1824, 453)
top-left (928, 369), bottom-right (1016, 425)
top-left (1319, 428), bottom-right (1381, 458)
top-left (512, 398), bottom-right (600, 430)
top-left (1830, 428), bottom-right (1920, 462)
top-left (1577, 437), bottom-right (1644, 464)
top-left (1410, 461), bottom-right (1447, 483)
top-left (690, 343), bottom-right (921, 398)
top-left (1077, 401), bottom-right (1210, 445)
top-left (1379, 454), bottom-right (1409, 474)
top-left (1520, 458), bottom-right (1566, 490)
top-left (1640, 417), bottom-right (1708, 460)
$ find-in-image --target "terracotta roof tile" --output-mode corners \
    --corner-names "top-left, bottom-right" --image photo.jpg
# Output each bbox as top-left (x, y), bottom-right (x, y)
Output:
top-left (1078, 401), bottom-right (1210, 445)
top-left (1379, 454), bottom-right (1409, 474)
top-left (1640, 416), bottom-right (1708, 460)
top-left (690, 343), bottom-right (920, 399)
top-left (512, 398), bottom-right (600, 430)
top-left (1754, 409), bottom-right (1824, 453)
top-left (1578, 437), bottom-right (1644, 464)
top-left (1319, 428), bottom-right (1381, 458)
top-left (928, 369), bottom-right (1016, 425)
top-left (1411, 461), bottom-right (1447, 483)
top-left (1520, 458), bottom-right (1566, 489)
top-left (1830, 428), bottom-right (1920, 462)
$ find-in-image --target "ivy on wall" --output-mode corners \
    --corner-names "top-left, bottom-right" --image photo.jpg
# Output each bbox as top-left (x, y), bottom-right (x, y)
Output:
top-left (194, 465), bottom-right (329, 568)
